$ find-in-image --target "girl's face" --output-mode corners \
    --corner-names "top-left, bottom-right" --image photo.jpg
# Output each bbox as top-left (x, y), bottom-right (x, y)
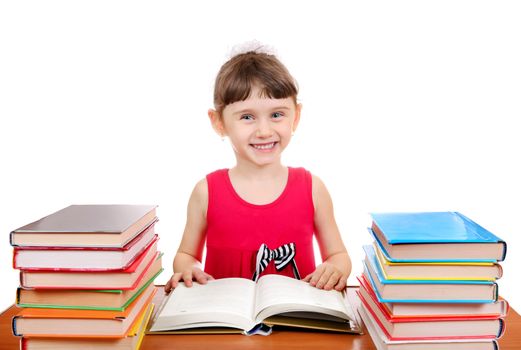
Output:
top-left (211, 86), bottom-right (301, 168)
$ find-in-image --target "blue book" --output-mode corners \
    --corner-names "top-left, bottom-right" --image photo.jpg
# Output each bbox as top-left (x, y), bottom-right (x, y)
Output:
top-left (362, 245), bottom-right (498, 303)
top-left (370, 212), bottom-right (507, 262)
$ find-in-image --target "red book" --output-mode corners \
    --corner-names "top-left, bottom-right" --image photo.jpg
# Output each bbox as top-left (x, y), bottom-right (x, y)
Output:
top-left (19, 239), bottom-right (160, 290)
top-left (13, 222), bottom-right (157, 271)
top-left (359, 305), bottom-right (499, 350)
top-left (357, 283), bottom-right (505, 340)
top-left (17, 255), bottom-right (163, 310)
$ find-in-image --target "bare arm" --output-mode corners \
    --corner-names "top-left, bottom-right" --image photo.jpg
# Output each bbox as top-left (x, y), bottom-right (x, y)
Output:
top-left (164, 178), bottom-right (213, 292)
top-left (303, 175), bottom-right (352, 290)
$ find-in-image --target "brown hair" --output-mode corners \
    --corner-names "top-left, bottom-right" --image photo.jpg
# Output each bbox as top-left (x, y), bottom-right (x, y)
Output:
top-left (213, 51), bottom-right (298, 115)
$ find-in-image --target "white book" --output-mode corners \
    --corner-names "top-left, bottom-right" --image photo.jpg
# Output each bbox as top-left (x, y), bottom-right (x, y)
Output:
top-left (149, 274), bottom-right (363, 334)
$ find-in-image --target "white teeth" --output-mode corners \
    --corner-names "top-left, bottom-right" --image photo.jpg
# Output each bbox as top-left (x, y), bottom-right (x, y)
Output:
top-left (252, 142), bottom-right (275, 150)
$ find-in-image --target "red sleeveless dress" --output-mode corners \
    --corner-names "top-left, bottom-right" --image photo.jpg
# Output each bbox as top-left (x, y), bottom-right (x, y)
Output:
top-left (204, 167), bottom-right (316, 280)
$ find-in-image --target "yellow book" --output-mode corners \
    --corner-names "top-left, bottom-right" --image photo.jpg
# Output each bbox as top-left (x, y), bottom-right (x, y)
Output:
top-left (373, 243), bottom-right (502, 281)
top-left (21, 303), bottom-right (154, 350)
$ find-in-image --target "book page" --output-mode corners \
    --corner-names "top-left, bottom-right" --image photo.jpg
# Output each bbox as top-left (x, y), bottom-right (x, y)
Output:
top-left (149, 278), bottom-right (256, 331)
top-left (253, 275), bottom-right (349, 322)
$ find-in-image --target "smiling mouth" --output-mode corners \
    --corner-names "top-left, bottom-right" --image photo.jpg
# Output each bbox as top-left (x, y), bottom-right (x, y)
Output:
top-left (250, 142), bottom-right (277, 150)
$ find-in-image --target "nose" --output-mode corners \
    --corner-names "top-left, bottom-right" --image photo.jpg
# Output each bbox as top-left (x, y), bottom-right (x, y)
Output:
top-left (255, 118), bottom-right (273, 138)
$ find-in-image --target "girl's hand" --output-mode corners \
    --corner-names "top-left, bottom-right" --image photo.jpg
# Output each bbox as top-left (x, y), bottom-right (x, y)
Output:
top-left (303, 262), bottom-right (347, 291)
top-left (164, 268), bottom-right (214, 293)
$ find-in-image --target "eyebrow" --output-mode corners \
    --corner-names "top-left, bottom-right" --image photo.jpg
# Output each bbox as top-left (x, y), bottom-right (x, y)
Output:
top-left (233, 106), bottom-right (292, 115)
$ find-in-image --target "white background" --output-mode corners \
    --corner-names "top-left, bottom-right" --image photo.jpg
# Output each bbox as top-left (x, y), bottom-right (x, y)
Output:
top-left (1, 1), bottom-right (520, 313)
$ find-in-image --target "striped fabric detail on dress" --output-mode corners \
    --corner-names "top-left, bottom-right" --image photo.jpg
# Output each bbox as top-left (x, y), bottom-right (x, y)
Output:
top-left (252, 243), bottom-right (301, 282)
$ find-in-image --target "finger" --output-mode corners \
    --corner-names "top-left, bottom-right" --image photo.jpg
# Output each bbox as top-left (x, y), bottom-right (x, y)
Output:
top-left (309, 266), bottom-right (326, 286)
top-left (315, 269), bottom-right (334, 289)
top-left (302, 274), bottom-right (313, 282)
top-left (182, 271), bottom-right (193, 287)
top-left (323, 271), bottom-right (341, 291)
top-left (193, 269), bottom-right (209, 284)
top-left (164, 279), bottom-right (172, 293)
top-left (171, 273), bottom-right (184, 289)
top-left (334, 276), bottom-right (347, 291)
top-left (206, 273), bottom-right (215, 280)
top-left (165, 273), bottom-right (181, 293)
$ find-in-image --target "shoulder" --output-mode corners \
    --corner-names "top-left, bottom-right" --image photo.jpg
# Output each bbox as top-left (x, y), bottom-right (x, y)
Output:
top-left (188, 178), bottom-right (209, 216)
top-left (193, 178), bottom-right (208, 198)
top-left (310, 173), bottom-right (332, 209)
top-left (192, 168), bottom-right (228, 210)
top-left (311, 173), bottom-right (328, 194)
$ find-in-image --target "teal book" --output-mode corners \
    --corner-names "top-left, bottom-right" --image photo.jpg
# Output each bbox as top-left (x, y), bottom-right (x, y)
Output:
top-left (362, 245), bottom-right (498, 303)
top-left (370, 212), bottom-right (507, 262)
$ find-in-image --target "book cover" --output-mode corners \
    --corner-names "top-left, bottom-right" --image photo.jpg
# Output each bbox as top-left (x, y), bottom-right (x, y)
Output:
top-left (369, 212), bottom-right (507, 262)
top-left (10, 204), bottom-right (157, 248)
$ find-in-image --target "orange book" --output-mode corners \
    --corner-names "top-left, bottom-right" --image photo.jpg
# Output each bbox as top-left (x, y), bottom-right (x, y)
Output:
top-left (21, 304), bottom-right (154, 350)
top-left (12, 283), bottom-right (156, 338)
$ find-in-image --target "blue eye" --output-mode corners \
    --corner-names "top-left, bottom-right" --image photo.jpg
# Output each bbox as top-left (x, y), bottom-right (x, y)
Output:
top-left (241, 114), bottom-right (254, 120)
top-left (272, 112), bottom-right (284, 119)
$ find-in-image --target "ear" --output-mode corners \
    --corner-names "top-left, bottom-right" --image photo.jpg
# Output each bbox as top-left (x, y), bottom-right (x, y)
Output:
top-left (292, 103), bottom-right (302, 133)
top-left (208, 109), bottom-right (225, 137)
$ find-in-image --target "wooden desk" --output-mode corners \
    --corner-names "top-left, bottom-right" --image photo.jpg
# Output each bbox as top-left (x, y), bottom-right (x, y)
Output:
top-left (1, 286), bottom-right (520, 350)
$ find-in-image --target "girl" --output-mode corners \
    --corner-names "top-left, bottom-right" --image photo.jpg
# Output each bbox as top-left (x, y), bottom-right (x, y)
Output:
top-left (165, 46), bottom-right (351, 293)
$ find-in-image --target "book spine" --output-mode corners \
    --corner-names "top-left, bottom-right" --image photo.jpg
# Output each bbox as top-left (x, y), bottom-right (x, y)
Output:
top-left (499, 241), bottom-right (507, 261)
top-left (12, 316), bottom-right (21, 337)
top-left (9, 231), bottom-right (16, 247)
top-left (19, 271), bottom-right (25, 288)
top-left (16, 287), bottom-right (22, 305)
top-left (497, 318), bottom-right (505, 338)
top-left (503, 299), bottom-right (510, 316)
top-left (12, 249), bottom-right (17, 269)
top-left (497, 263), bottom-right (503, 279)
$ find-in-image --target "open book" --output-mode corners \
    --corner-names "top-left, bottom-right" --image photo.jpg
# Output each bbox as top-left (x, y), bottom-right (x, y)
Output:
top-left (148, 274), bottom-right (363, 334)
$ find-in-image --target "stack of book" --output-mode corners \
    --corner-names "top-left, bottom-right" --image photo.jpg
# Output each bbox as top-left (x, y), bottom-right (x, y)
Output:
top-left (9, 204), bottom-right (163, 350)
top-left (358, 211), bottom-right (508, 350)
